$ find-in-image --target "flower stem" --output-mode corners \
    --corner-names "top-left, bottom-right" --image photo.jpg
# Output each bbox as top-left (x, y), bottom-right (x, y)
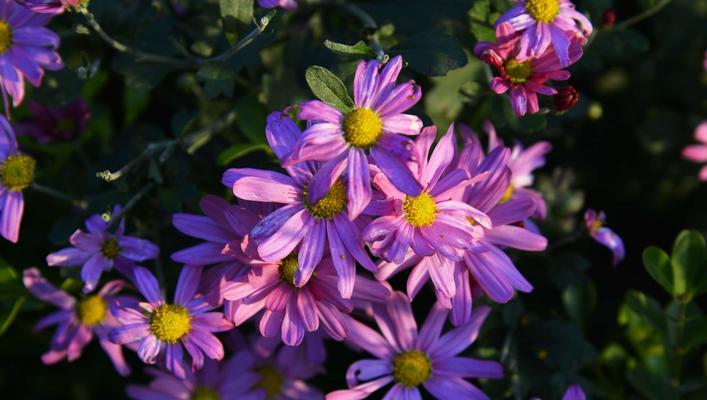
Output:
top-left (616, 0), bottom-right (673, 29)
top-left (30, 183), bottom-right (87, 210)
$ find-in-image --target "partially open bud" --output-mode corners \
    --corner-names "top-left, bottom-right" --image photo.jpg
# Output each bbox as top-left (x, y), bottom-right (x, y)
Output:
top-left (553, 86), bottom-right (580, 112)
top-left (601, 9), bottom-right (616, 28)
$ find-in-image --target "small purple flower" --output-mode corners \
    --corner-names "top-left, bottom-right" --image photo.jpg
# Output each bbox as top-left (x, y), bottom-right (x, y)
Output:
top-left (682, 121), bottom-right (707, 181)
top-left (327, 292), bottom-right (503, 399)
top-left (585, 209), bottom-right (625, 266)
top-left (258, 0), bottom-right (297, 10)
top-left (13, 98), bottom-right (90, 143)
top-left (0, 0), bottom-right (63, 106)
top-left (496, 0), bottom-right (593, 66)
top-left (15, 0), bottom-right (85, 14)
top-left (46, 205), bottom-right (160, 293)
top-left (563, 384), bottom-right (587, 400)
top-left (0, 116), bottom-right (33, 243)
top-left (110, 266), bottom-right (233, 379)
top-left (22, 267), bottom-right (133, 375)
top-left (287, 56), bottom-right (424, 219)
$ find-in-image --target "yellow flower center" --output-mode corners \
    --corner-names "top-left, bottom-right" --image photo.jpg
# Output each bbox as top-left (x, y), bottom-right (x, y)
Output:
top-left (101, 238), bottom-right (121, 260)
top-left (256, 366), bottom-right (283, 399)
top-left (0, 154), bottom-right (36, 191)
top-left (190, 387), bottom-right (220, 400)
top-left (279, 253), bottom-right (299, 285)
top-left (505, 60), bottom-right (534, 84)
top-left (525, 0), bottom-right (560, 23)
top-left (304, 180), bottom-right (347, 219)
top-left (149, 304), bottom-right (191, 344)
top-left (403, 192), bottom-right (437, 228)
top-left (0, 21), bottom-right (12, 54)
top-left (499, 185), bottom-right (514, 204)
top-left (392, 350), bottom-right (431, 388)
top-left (343, 108), bottom-right (383, 148)
top-left (55, 117), bottom-right (77, 134)
top-left (591, 219), bottom-right (603, 234)
top-left (77, 295), bottom-right (107, 326)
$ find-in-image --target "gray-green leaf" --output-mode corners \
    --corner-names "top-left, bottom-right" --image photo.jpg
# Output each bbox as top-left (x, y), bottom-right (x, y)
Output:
top-left (305, 66), bottom-right (354, 112)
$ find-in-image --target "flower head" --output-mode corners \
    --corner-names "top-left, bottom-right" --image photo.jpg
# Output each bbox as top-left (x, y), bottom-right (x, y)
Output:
top-left (0, 117), bottom-right (33, 242)
top-left (585, 209), bottom-right (625, 266)
top-left (16, 0), bottom-right (86, 14)
top-left (22, 267), bottom-right (133, 375)
top-left (258, 0), bottom-right (297, 10)
top-left (327, 292), bottom-right (502, 399)
top-left (47, 205), bottom-right (160, 292)
top-left (14, 98), bottom-right (90, 143)
top-left (110, 266), bottom-right (233, 379)
top-left (682, 122), bottom-right (707, 181)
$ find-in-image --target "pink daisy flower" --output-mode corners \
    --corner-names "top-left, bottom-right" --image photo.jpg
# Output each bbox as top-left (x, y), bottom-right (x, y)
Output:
top-left (287, 55), bottom-right (424, 219)
top-left (16, 0), bottom-right (84, 14)
top-left (0, 116), bottom-right (33, 243)
top-left (258, 0), bottom-right (297, 10)
top-left (682, 122), bottom-right (707, 181)
top-left (22, 267), bottom-right (133, 376)
top-left (327, 292), bottom-right (503, 399)
top-left (585, 209), bottom-right (625, 266)
top-left (475, 23), bottom-right (584, 116)
top-left (110, 266), bottom-right (233, 379)
top-left (495, 0), bottom-right (593, 66)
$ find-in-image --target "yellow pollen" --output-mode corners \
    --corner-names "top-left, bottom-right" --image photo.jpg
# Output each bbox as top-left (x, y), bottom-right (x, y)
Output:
top-left (505, 60), bottom-right (534, 84)
top-left (256, 366), bottom-right (284, 399)
top-left (304, 180), bottom-right (347, 219)
top-left (525, 0), bottom-right (560, 23)
top-left (500, 186), bottom-right (514, 204)
top-left (190, 387), bottom-right (220, 400)
top-left (0, 21), bottom-right (12, 54)
top-left (392, 350), bottom-right (431, 387)
top-left (591, 219), bottom-right (603, 234)
top-left (343, 108), bottom-right (383, 148)
top-left (279, 253), bottom-right (299, 285)
top-left (466, 217), bottom-right (477, 226)
top-left (149, 304), bottom-right (191, 344)
top-left (55, 117), bottom-right (77, 134)
top-left (101, 237), bottom-right (121, 260)
top-left (77, 295), bottom-right (107, 326)
top-left (0, 154), bottom-right (35, 191)
top-left (403, 193), bottom-right (437, 228)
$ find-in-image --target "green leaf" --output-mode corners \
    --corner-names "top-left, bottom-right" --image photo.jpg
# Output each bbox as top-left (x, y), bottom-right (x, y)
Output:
top-left (625, 290), bottom-right (668, 337)
top-left (219, 0), bottom-right (253, 44)
top-left (627, 368), bottom-right (679, 400)
top-left (324, 40), bottom-right (374, 57)
top-left (671, 230), bottom-right (707, 300)
top-left (234, 95), bottom-right (269, 144)
top-left (217, 143), bottom-right (272, 166)
top-left (394, 30), bottom-right (468, 76)
top-left (643, 246), bottom-right (674, 295)
top-left (562, 281), bottom-right (597, 326)
top-left (197, 62), bottom-right (236, 98)
top-left (305, 66), bottom-right (354, 112)
top-left (0, 260), bottom-right (23, 301)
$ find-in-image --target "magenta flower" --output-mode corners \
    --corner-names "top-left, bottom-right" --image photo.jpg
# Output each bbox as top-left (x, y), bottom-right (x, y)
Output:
top-left (13, 98), bottom-right (90, 144)
top-left (563, 384), bottom-right (587, 400)
top-left (222, 255), bottom-right (390, 346)
top-left (47, 205), bottom-right (160, 293)
top-left (22, 267), bottom-right (133, 376)
top-left (585, 209), bottom-right (624, 266)
top-left (258, 0), bottom-right (297, 10)
top-left (287, 56), bottom-right (424, 219)
top-left (15, 0), bottom-right (84, 14)
top-left (110, 266), bottom-right (233, 379)
top-left (0, 116), bottom-right (33, 243)
top-left (327, 293), bottom-right (503, 399)
top-left (682, 121), bottom-right (707, 181)
top-left (0, 0), bottom-right (63, 106)
top-left (475, 23), bottom-right (584, 116)
top-left (224, 111), bottom-right (376, 298)
top-left (496, 0), bottom-right (593, 66)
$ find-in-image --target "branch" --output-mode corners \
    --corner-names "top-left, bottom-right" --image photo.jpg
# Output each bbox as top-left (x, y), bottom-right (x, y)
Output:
top-left (616, 0), bottom-right (673, 30)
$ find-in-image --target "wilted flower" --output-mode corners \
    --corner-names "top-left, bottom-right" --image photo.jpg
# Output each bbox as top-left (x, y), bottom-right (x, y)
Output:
top-left (23, 268), bottom-right (133, 375)
top-left (16, 0), bottom-right (86, 13)
top-left (14, 98), bottom-right (90, 143)
top-left (553, 85), bottom-right (580, 112)
top-left (682, 121), bottom-right (707, 181)
top-left (258, 0), bottom-right (297, 10)
top-left (585, 209), bottom-right (625, 266)
top-left (0, 117), bottom-right (33, 243)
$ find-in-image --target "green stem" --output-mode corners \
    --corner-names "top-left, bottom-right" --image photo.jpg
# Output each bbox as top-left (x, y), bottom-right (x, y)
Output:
top-left (194, 10), bottom-right (276, 64)
top-left (30, 183), bottom-right (87, 209)
top-left (0, 296), bottom-right (26, 337)
top-left (616, 0), bottom-right (673, 30)
top-left (672, 301), bottom-right (687, 385)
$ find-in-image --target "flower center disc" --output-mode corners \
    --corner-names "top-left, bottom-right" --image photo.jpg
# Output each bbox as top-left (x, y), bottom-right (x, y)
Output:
top-left (505, 60), bottom-right (534, 84)
top-left (149, 304), bottom-right (191, 344)
top-left (101, 237), bottom-right (121, 260)
top-left (279, 253), bottom-right (299, 285)
top-left (525, 0), bottom-right (560, 23)
top-left (190, 387), bottom-right (220, 400)
top-left (403, 193), bottom-right (437, 227)
top-left (343, 108), bottom-right (383, 148)
top-left (77, 295), bottom-right (107, 326)
top-left (392, 350), bottom-right (431, 388)
top-left (305, 180), bottom-right (347, 219)
top-left (0, 154), bottom-right (36, 191)
top-left (0, 21), bottom-right (12, 54)
top-left (256, 366), bottom-right (284, 399)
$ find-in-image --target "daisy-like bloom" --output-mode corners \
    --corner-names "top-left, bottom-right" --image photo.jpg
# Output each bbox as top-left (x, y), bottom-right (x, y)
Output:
top-left (0, 116), bottom-right (33, 242)
top-left (223, 253), bottom-right (390, 346)
top-left (14, 98), bottom-right (90, 144)
top-left (475, 23), bottom-right (584, 116)
top-left (258, 0), bottom-right (297, 10)
top-left (0, 0), bottom-right (63, 106)
top-left (22, 268), bottom-right (132, 376)
top-left (15, 0), bottom-right (85, 14)
top-left (110, 266), bottom-right (233, 379)
top-left (682, 122), bottom-right (707, 181)
top-left (46, 205), bottom-right (160, 293)
top-left (287, 55), bottom-right (423, 219)
top-left (363, 125), bottom-right (492, 264)
top-left (562, 384), bottom-right (587, 400)
top-left (495, 0), bottom-right (593, 66)
top-left (224, 111), bottom-right (376, 298)
top-left (327, 293), bottom-right (503, 400)
top-left (584, 209), bottom-right (625, 266)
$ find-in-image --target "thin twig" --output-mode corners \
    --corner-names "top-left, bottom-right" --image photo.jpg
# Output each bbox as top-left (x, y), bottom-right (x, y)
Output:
top-left (194, 10), bottom-right (277, 64)
top-left (616, 0), bottom-right (673, 30)
top-left (30, 183), bottom-right (88, 209)
top-left (109, 182), bottom-right (157, 224)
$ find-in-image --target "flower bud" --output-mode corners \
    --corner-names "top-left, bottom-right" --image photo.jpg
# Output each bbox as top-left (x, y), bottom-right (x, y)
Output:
top-left (601, 9), bottom-right (616, 28)
top-left (553, 86), bottom-right (580, 112)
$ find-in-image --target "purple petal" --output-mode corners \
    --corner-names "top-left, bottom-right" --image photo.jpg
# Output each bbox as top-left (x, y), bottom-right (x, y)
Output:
top-left (22, 267), bottom-right (75, 309)
top-left (295, 220), bottom-right (325, 287)
top-left (346, 148), bottom-right (372, 220)
top-left (257, 209), bottom-right (310, 262)
top-left (429, 305), bottom-right (491, 359)
top-left (118, 236), bottom-right (159, 262)
top-left (174, 265), bottom-right (201, 306)
top-left (0, 191), bottom-right (23, 243)
top-left (132, 266), bottom-right (163, 304)
top-left (370, 145), bottom-right (422, 196)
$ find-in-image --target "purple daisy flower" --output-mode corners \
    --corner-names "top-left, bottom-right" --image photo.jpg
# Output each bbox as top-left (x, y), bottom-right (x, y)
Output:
top-left (563, 384), bottom-right (587, 400)
top-left (287, 55), bottom-right (424, 219)
top-left (327, 292), bottom-right (503, 399)
top-left (46, 205), bottom-right (160, 293)
top-left (224, 111), bottom-right (376, 298)
top-left (13, 98), bottom-right (90, 143)
top-left (22, 267), bottom-right (133, 376)
top-left (15, 0), bottom-right (84, 14)
top-left (0, 0), bottom-right (63, 106)
top-left (585, 209), bottom-right (625, 266)
top-left (496, 0), bottom-right (593, 66)
top-left (0, 116), bottom-right (33, 243)
top-left (258, 0), bottom-right (297, 10)
top-left (110, 266), bottom-right (233, 379)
